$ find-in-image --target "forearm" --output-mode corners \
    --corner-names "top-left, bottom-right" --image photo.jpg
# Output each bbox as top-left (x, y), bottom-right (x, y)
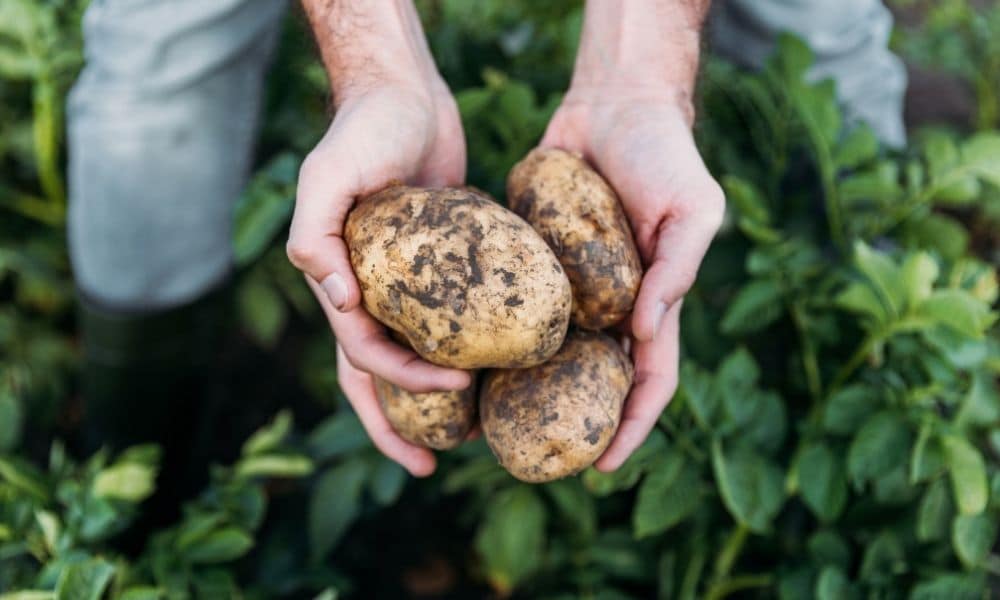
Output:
top-left (300, 0), bottom-right (442, 104)
top-left (570, 0), bottom-right (711, 119)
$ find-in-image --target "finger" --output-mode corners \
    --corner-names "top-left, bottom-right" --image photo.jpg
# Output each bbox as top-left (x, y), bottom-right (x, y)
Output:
top-left (286, 150), bottom-right (364, 313)
top-left (308, 277), bottom-right (472, 392)
top-left (631, 184), bottom-right (723, 342)
top-left (595, 302), bottom-right (681, 472)
top-left (464, 423), bottom-right (482, 442)
top-left (337, 345), bottom-right (436, 477)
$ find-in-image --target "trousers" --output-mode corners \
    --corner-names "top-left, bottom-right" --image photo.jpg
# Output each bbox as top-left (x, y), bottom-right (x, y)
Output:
top-left (67, 0), bottom-right (906, 312)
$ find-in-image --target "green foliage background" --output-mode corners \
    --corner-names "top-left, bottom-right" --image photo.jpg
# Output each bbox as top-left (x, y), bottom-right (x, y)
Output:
top-left (2, 0), bottom-right (1000, 598)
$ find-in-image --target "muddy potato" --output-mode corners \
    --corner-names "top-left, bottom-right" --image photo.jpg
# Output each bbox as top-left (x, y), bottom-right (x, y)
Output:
top-left (345, 185), bottom-right (572, 369)
top-left (480, 330), bottom-right (633, 482)
top-left (507, 148), bottom-right (643, 330)
top-left (375, 376), bottom-right (477, 450)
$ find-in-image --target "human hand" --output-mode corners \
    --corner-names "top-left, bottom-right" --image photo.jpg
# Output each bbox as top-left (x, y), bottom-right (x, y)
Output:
top-left (292, 1), bottom-right (471, 476)
top-left (541, 89), bottom-right (724, 472)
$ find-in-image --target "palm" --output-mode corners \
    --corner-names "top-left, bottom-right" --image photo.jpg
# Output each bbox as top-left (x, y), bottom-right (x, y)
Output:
top-left (541, 96), bottom-right (724, 470)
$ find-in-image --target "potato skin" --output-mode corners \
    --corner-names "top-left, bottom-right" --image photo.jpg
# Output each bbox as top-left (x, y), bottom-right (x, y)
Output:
top-left (507, 148), bottom-right (643, 330)
top-left (346, 185), bottom-right (572, 369)
top-left (480, 330), bottom-right (633, 483)
top-left (375, 376), bottom-right (477, 450)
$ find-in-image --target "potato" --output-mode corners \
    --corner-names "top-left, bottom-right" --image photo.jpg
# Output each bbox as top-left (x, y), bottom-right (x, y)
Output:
top-left (480, 330), bottom-right (633, 482)
top-left (375, 376), bottom-right (477, 450)
top-left (346, 185), bottom-right (572, 369)
top-left (507, 148), bottom-right (643, 330)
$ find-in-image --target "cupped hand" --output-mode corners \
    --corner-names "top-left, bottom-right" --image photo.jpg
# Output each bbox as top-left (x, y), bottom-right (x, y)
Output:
top-left (289, 82), bottom-right (472, 476)
top-left (540, 89), bottom-right (725, 471)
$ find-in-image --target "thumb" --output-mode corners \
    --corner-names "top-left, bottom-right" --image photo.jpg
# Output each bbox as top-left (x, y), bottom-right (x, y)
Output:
top-left (631, 194), bottom-right (724, 342)
top-left (286, 154), bottom-right (363, 312)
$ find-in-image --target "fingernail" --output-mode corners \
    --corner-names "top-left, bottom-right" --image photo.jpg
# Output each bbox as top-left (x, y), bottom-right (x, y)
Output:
top-left (652, 301), bottom-right (668, 337)
top-left (321, 272), bottom-right (348, 310)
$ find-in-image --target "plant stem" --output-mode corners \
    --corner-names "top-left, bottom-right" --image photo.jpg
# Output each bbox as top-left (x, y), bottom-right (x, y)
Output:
top-left (679, 546), bottom-right (707, 600)
top-left (660, 418), bottom-right (707, 463)
top-left (713, 524), bottom-right (749, 581)
top-left (704, 574), bottom-right (773, 600)
top-left (828, 333), bottom-right (880, 393)
top-left (33, 76), bottom-right (66, 207)
top-left (790, 303), bottom-right (822, 402)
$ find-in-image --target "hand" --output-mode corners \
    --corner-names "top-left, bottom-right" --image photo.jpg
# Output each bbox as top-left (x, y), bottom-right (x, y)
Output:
top-left (540, 89), bottom-right (724, 471)
top-left (290, 82), bottom-right (472, 477)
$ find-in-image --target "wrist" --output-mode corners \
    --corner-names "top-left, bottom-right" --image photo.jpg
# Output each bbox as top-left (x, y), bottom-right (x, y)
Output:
top-left (302, 0), bottom-right (444, 106)
top-left (568, 0), bottom-right (706, 120)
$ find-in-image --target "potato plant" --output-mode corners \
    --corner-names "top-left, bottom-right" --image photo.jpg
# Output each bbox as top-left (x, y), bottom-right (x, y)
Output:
top-left (1, 1), bottom-right (999, 599)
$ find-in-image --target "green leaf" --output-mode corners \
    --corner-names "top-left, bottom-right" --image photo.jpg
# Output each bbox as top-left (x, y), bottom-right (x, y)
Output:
top-left (35, 510), bottom-right (59, 555)
top-left (720, 279), bottom-right (783, 335)
top-left (716, 348), bottom-right (760, 392)
top-left (902, 213), bottom-right (969, 260)
top-left (852, 241), bottom-right (905, 319)
top-left (955, 372), bottom-right (1000, 428)
top-left (847, 411), bottom-right (911, 486)
top-left (807, 530), bottom-right (851, 570)
top-left (859, 531), bottom-right (905, 584)
top-left (796, 443), bottom-right (847, 522)
top-left (738, 390), bottom-right (787, 454)
top-left (942, 435), bottom-right (988, 516)
top-left (237, 278), bottom-right (287, 349)
top-left (840, 162), bottom-right (902, 204)
top-left (935, 176), bottom-right (981, 205)
top-left (900, 252), bottom-right (939, 308)
top-left (678, 362), bottom-right (717, 430)
top-left (92, 463), bottom-right (156, 502)
top-left (1, 593), bottom-right (56, 600)
top-left (918, 289), bottom-right (996, 339)
top-left (232, 153), bottom-right (296, 266)
top-left (309, 459), bottom-right (368, 561)
top-left (184, 527), bottom-right (254, 564)
top-left (0, 456), bottom-right (48, 500)
top-left (54, 559), bottom-right (115, 600)
top-left (544, 478), bottom-right (597, 541)
top-left (909, 573), bottom-right (986, 600)
top-left (834, 124), bottom-right (878, 169)
top-left (721, 176), bottom-right (770, 223)
top-left (234, 454), bottom-right (314, 479)
top-left (475, 486), bottom-right (546, 595)
top-left (960, 132), bottom-right (1000, 187)
top-left (822, 385), bottom-right (879, 435)
top-left (633, 453), bottom-right (701, 538)
top-left (368, 458), bottom-right (407, 506)
top-left (836, 281), bottom-right (889, 328)
top-left (711, 439), bottom-right (785, 533)
top-left (118, 588), bottom-right (163, 600)
top-left (952, 513), bottom-right (997, 568)
top-left (0, 390), bottom-right (22, 451)
top-left (308, 413), bottom-right (370, 460)
top-left (815, 566), bottom-right (854, 600)
top-left (924, 133), bottom-right (959, 180)
top-left (582, 429), bottom-right (667, 496)
top-left (242, 410), bottom-right (293, 456)
top-left (917, 478), bottom-right (953, 542)
top-left (910, 426), bottom-right (946, 484)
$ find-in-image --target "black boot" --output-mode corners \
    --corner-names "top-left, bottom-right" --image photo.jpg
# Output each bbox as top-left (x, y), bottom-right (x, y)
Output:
top-left (78, 285), bottom-right (232, 542)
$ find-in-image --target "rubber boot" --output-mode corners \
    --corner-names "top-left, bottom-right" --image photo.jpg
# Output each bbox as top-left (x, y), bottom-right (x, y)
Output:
top-left (78, 285), bottom-right (232, 544)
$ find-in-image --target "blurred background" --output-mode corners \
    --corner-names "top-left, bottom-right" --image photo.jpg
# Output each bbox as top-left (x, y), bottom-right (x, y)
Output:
top-left (1, 0), bottom-right (1000, 598)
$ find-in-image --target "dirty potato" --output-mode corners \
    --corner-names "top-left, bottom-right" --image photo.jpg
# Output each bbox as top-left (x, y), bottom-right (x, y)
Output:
top-left (480, 330), bottom-right (633, 482)
top-left (345, 185), bottom-right (572, 369)
top-left (507, 148), bottom-right (642, 330)
top-left (375, 376), bottom-right (477, 450)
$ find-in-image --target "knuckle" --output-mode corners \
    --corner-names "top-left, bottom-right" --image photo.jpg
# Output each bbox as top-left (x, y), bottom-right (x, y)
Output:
top-left (285, 239), bottom-right (316, 270)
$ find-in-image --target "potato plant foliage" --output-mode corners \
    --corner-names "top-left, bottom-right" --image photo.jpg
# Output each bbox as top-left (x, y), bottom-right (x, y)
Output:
top-left (1, 1), bottom-right (1000, 598)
